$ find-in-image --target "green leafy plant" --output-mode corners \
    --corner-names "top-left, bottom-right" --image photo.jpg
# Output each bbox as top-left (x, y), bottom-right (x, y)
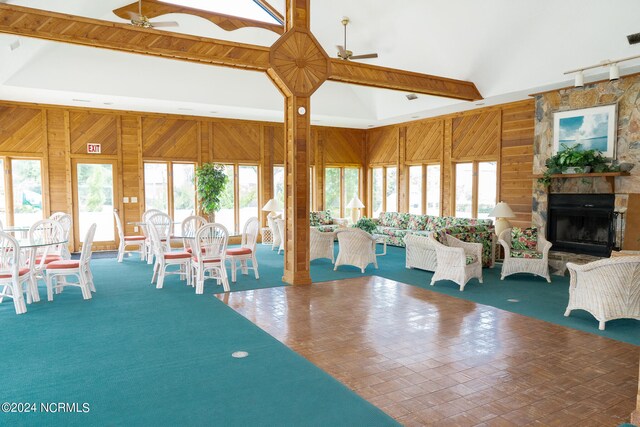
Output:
top-left (537, 143), bottom-right (619, 185)
top-left (195, 163), bottom-right (229, 215)
top-left (353, 217), bottom-right (377, 234)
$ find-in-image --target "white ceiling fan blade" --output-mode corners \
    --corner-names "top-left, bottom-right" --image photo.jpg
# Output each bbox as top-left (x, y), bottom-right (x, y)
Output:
top-left (349, 53), bottom-right (378, 60)
top-left (151, 21), bottom-right (179, 28)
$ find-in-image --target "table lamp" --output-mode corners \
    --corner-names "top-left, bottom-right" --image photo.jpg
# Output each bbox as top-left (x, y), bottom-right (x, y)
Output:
top-left (346, 195), bottom-right (365, 224)
top-left (489, 201), bottom-right (516, 237)
top-left (261, 198), bottom-right (281, 218)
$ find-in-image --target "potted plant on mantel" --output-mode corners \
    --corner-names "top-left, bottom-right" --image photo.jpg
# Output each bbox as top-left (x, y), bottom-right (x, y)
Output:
top-left (195, 163), bottom-right (229, 220)
top-left (537, 143), bottom-right (622, 186)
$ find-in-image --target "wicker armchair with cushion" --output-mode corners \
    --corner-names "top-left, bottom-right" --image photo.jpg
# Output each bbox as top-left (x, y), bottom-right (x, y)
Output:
top-left (309, 210), bottom-right (348, 233)
top-left (565, 256), bottom-right (640, 330)
top-left (498, 227), bottom-right (552, 282)
top-left (310, 228), bottom-right (336, 263)
top-left (334, 229), bottom-right (378, 273)
top-left (428, 232), bottom-right (483, 291)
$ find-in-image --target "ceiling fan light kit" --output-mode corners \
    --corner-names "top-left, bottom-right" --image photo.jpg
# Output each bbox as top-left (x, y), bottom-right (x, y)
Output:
top-left (127, 0), bottom-right (179, 29)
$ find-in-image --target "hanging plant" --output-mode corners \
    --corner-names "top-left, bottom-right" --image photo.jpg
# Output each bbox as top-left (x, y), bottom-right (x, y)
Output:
top-left (195, 163), bottom-right (229, 215)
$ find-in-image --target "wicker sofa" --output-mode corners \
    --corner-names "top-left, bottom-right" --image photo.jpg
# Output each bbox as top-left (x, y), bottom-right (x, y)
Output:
top-left (372, 212), bottom-right (495, 268)
top-left (309, 210), bottom-right (348, 233)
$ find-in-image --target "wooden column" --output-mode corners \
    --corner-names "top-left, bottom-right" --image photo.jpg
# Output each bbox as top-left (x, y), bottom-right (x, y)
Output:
top-left (267, 0), bottom-right (329, 285)
top-left (260, 125), bottom-right (274, 227)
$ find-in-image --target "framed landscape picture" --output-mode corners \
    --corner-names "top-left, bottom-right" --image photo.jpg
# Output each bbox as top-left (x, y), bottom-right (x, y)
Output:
top-left (553, 104), bottom-right (617, 158)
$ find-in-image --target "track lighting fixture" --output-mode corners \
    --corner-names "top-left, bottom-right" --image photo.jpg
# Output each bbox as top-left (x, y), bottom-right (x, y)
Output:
top-left (574, 70), bottom-right (584, 87)
top-left (609, 63), bottom-right (620, 81)
top-left (564, 53), bottom-right (640, 85)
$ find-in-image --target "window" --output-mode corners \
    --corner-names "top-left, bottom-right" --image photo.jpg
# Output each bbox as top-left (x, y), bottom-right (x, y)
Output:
top-left (76, 162), bottom-right (115, 242)
top-left (11, 158), bottom-right (43, 226)
top-left (217, 164), bottom-right (235, 234)
top-left (324, 167), bottom-right (340, 218)
top-left (426, 165), bottom-right (441, 216)
top-left (324, 167), bottom-right (360, 219)
top-left (273, 166), bottom-right (284, 211)
top-left (214, 164), bottom-right (259, 235)
top-left (144, 162), bottom-right (196, 222)
top-left (408, 164), bottom-right (441, 216)
top-left (477, 162), bottom-right (497, 219)
top-left (386, 167), bottom-right (397, 212)
top-left (454, 161), bottom-right (497, 219)
top-left (408, 166), bottom-right (422, 214)
top-left (172, 163), bottom-right (196, 223)
top-left (455, 163), bottom-right (473, 218)
top-left (144, 163), bottom-right (168, 213)
top-left (238, 165), bottom-right (258, 230)
top-left (372, 168), bottom-right (383, 217)
top-left (0, 159), bottom-right (5, 226)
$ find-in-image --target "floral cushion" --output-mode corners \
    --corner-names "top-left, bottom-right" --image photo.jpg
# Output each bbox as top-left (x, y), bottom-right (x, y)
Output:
top-left (315, 225), bottom-right (338, 233)
top-left (444, 228), bottom-right (495, 268)
top-left (378, 212), bottom-right (409, 229)
top-left (511, 227), bottom-right (538, 251)
top-left (465, 255), bottom-right (477, 265)
top-left (407, 214), bottom-right (429, 231)
top-left (310, 210), bottom-right (334, 226)
top-left (510, 249), bottom-right (543, 259)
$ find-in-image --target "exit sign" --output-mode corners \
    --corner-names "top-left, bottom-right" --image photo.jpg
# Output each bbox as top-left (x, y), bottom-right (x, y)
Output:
top-left (87, 143), bottom-right (101, 154)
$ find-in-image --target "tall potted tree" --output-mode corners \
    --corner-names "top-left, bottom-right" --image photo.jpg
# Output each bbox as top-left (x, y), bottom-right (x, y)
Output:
top-left (195, 163), bottom-right (229, 220)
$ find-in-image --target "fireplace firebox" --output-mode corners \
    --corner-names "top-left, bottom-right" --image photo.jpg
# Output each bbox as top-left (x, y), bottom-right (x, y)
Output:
top-left (547, 194), bottom-right (615, 257)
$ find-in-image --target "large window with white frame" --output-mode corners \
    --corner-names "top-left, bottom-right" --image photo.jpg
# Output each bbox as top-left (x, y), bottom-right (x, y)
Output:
top-left (454, 161), bottom-right (497, 219)
top-left (215, 164), bottom-right (259, 235)
top-left (324, 166), bottom-right (360, 219)
top-left (0, 157), bottom-right (44, 226)
top-left (370, 166), bottom-right (400, 217)
top-left (143, 161), bottom-right (196, 223)
top-left (408, 164), bottom-right (441, 216)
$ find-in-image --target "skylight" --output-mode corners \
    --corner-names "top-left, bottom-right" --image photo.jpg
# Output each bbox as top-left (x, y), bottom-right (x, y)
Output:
top-left (165, 0), bottom-right (282, 25)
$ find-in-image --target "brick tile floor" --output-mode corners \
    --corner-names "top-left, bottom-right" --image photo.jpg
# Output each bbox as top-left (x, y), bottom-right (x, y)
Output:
top-left (218, 276), bottom-right (638, 426)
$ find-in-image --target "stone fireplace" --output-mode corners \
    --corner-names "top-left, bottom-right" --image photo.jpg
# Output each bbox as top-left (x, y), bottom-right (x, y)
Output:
top-left (532, 75), bottom-right (640, 256)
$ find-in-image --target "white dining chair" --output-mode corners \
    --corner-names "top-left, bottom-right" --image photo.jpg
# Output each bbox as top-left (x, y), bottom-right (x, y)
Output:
top-left (0, 231), bottom-right (32, 314)
top-left (181, 215), bottom-right (207, 251)
top-left (114, 209), bottom-right (146, 262)
top-left (148, 214), bottom-right (191, 289)
top-left (226, 217), bottom-right (259, 282)
top-left (45, 223), bottom-right (96, 301)
top-left (28, 219), bottom-right (65, 282)
top-left (141, 209), bottom-right (163, 264)
top-left (49, 212), bottom-right (72, 260)
top-left (191, 223), bottom-right (229, 294)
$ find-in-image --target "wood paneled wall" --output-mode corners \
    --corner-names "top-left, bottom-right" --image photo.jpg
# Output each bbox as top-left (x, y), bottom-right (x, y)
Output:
top-left (364, 99), bottom-right (534, 228)
top-left (0, 100), bottom-right (364, 251)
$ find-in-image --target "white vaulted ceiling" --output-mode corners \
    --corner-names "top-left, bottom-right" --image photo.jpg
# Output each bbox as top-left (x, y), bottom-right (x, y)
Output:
top-left (1, 0), bottom-right (640, 128)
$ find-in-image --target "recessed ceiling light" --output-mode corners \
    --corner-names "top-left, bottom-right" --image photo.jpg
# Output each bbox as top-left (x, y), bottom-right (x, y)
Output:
top-left (72, 99), bottom-right (91, 103)
top-left (103, 102), bottom-right (114, 105)
top-left (406, 93), bottom-right (418, 101)
top-left (9, 39), bottom-right (20, 51)
top-left (367, 125), bottom-right (374, 128)
top-left (475, 102), bottom-right (485, 106)
top-left (209, 111), bottom-right (218, 114)
top-left (411, 116), bottom-right (419, 119)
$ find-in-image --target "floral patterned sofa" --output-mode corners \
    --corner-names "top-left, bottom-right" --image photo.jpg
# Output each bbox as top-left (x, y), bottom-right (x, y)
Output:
top-left (374, 212), bottom-right (495, 267)
top-left (309, 210), bottom-right (348, 233)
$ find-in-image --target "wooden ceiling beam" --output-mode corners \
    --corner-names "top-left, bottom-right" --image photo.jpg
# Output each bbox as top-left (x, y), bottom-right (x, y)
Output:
top-left (328, 59), bottom-right (483, 101)
top-left (113, 0), bottom-right (284, 35)
top-left (0, 4), bottom-right (270, 71)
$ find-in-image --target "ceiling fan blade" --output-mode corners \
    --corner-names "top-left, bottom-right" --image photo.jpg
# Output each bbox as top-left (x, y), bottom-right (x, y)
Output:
top-left (125, 11), bottom-right (141, 20)
top-left (151, 21), bottom-right (180, 28)
top-left (349, 53), bottom-right (378, 60)
top-left (336, 45), bottom-right (347, 57)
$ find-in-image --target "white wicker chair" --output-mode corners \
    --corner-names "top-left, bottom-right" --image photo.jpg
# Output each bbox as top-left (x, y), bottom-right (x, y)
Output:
top-left (428, 232), bottom-right (483, 291)
top-left (498, 228), bottom-right (552, 283)
top-left (310, 228), bottom-right (336, 263)
top-left (49, 212), bottom-right (72, 260)
top-left (226, 217), bottom-right (259, 282)
top-left (565, 256), bottom-right (640, 330)
top-left (334, 229), bottom-right (378, 273)
top-left (114, 210), bottom-right (146, 262)
top-left (405, 233), bottom-right (438, 272)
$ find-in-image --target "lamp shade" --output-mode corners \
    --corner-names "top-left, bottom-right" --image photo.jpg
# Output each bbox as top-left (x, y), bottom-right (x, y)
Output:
top-left (346, 196), bottom-right (365, 209)
top-left (261, 198), bottom-right (280, 212)
top-left (488, 201), bottom-right (515, 219)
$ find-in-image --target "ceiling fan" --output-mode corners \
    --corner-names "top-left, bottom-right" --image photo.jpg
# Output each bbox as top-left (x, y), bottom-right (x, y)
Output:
top-left (336, 17), bottom-right (378, 61)
top-left (124, 0), bottom-right (179, 29)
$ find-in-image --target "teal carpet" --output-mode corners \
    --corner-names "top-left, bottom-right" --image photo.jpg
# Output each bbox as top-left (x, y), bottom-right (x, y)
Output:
top-left (0, 256), bottom-right (397, 426)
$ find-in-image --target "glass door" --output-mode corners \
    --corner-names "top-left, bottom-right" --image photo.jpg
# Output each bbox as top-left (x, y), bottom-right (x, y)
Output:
top-left (72, 160), bottom-right (117, 250)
